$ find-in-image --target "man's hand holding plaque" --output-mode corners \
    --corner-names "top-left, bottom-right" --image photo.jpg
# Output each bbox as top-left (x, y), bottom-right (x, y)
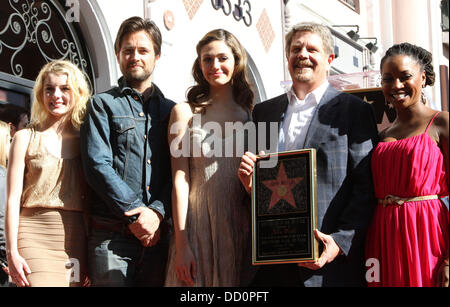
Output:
top-left (297, 229), bottom-right (342, 270)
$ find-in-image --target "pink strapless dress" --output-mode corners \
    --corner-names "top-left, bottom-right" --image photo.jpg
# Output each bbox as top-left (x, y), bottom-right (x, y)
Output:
top-left (365, 113), bottom-right (449, 287)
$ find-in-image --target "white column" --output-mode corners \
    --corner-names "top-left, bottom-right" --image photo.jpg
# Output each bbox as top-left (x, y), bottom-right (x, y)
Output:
top-left (378, 0), bottom-right (393, 55)
top-left (386, 0), bottom-right (442, 109)
top-left (427, 0), bottom-right (443, 110)
top-left (391, 0), bottom-right (429, 48)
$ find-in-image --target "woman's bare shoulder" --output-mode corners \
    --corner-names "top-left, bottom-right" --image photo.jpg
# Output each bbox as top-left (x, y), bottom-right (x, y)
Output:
top-left (434, 111), bottom-right (449, 138)
top-left (173, 102), bottom-right (193, 113)
top-left (171, 102), bottom-right (193, 120)
top-left (378, 125), bottom-right (391, 139)
top-left (12, 128), bottom-right (32, 144)
top-left (435, 111), bottom-right (449, 125)
top-left (8, 128), bottom-right (32, 165)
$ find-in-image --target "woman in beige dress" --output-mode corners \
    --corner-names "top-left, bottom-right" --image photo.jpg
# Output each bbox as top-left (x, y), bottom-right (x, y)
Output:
top-left (165, 29), bottom-right (255, 286)
top-left (5, 60), bottom-right (90, 287)
top-left (0, 120), bottom-right (11, 285)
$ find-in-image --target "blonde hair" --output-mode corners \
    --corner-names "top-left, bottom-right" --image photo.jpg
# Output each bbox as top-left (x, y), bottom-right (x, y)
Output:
top-left (0, 120), bottom-right (10, 167)
top-left (30, 60), bottom-right (91, 130)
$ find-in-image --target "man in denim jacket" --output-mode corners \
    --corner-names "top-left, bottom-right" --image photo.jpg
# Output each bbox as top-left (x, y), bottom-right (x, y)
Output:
top-left (81, 17), bottom-right (175, 286)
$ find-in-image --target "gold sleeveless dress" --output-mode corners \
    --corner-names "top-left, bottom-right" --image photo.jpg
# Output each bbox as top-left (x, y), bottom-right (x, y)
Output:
top-left (18, 129), bottom-right (88, 287)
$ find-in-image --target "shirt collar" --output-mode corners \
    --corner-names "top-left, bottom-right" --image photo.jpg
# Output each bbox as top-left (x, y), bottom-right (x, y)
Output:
top-left (287, 80), bottom-right (329, 106)
top-left (117, 76), bottom-right (163, 101)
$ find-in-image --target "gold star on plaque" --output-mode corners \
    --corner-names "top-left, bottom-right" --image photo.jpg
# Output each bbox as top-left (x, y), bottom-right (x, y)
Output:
top-left (262, 162), bottom-right (303, 210)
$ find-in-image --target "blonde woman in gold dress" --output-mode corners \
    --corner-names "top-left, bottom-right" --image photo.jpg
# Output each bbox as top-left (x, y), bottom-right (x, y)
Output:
top-left (5, 60), bottom-right (91, 287)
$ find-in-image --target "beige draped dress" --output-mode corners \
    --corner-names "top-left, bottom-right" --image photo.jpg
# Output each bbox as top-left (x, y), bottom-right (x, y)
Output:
top-left (165, 114), bottom-right (254, 286)
top-left (18, 129), bottom-right (88, 287)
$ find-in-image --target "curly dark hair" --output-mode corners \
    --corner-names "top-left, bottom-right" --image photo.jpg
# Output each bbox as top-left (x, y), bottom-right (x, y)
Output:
top-left (187, 29), bottom-right (254, 114)
top-left (380, 42), bottom-right (435, 86)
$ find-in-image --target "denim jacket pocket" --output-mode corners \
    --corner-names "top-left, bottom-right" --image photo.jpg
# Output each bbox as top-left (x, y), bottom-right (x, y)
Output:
top-left (111, 117), bottom-right (136, 180)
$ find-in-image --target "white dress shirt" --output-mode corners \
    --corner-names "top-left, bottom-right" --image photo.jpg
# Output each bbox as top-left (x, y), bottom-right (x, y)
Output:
top-left (278, 81), bottom-right (329, 152)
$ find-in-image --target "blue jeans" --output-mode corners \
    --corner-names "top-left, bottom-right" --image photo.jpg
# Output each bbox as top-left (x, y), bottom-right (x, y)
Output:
top-left (88, 228), bottom-right (170, 287)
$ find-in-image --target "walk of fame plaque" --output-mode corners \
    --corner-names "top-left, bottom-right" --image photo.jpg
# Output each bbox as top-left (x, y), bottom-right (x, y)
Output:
top-left (252, 149), bottom-right (318, 265)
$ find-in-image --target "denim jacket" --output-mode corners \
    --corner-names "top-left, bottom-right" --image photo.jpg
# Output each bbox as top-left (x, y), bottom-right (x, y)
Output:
top-left (80, 78), bottom-right (176, 224)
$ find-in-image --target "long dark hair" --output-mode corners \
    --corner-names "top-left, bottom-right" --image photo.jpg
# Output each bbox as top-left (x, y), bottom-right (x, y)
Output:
top-left (187, 29), bottom-right (254, 114)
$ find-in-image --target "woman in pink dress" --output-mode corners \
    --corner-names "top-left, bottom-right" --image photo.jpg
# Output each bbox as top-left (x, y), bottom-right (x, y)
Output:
top-left (365, 43), bottom-right (449, 287)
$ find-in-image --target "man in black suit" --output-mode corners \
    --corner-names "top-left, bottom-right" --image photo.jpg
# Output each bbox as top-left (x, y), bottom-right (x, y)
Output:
top-left (238, 22), bottom-right (378, 286)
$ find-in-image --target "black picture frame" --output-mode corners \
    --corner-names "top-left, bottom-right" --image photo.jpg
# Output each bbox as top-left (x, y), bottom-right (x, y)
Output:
top-left (252, 149), bottom-right (318, 265)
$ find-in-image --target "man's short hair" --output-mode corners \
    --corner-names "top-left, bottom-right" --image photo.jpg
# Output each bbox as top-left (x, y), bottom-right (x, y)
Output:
top-left (0, 103), bottom-right (28, 127)
top-left (285, 22), bottom-right (334, 56)
top-left (114, 16), bottom-right (162, 56)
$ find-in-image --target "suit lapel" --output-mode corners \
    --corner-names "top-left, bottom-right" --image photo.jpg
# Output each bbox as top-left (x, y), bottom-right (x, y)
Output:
top-left (253, 94), bottom-right (288, 153)
top-left (304, 85), bottom-right (340, 148)
top-left (268, 94), bottom-right (288, 151)
top-left (271, 94), bottom-right (289, 127)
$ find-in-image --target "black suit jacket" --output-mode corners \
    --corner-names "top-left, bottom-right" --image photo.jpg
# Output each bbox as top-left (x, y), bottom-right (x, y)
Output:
top-left (252, 85), bottom-right (379, 286)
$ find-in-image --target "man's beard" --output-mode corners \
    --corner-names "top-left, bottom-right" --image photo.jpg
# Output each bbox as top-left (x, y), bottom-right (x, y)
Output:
top-left (292, 59), bottom-right (314, 82)
top-left (293, 69), bottom-right (313, 82)
top-left (124, 69), bottom-right (152, 84)
top-left (293, 70), bottom-right (312, 82)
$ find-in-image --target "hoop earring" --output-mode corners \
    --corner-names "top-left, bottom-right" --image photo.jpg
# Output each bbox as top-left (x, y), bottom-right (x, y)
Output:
top-left (421, 90), bottom-right (427, 105)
